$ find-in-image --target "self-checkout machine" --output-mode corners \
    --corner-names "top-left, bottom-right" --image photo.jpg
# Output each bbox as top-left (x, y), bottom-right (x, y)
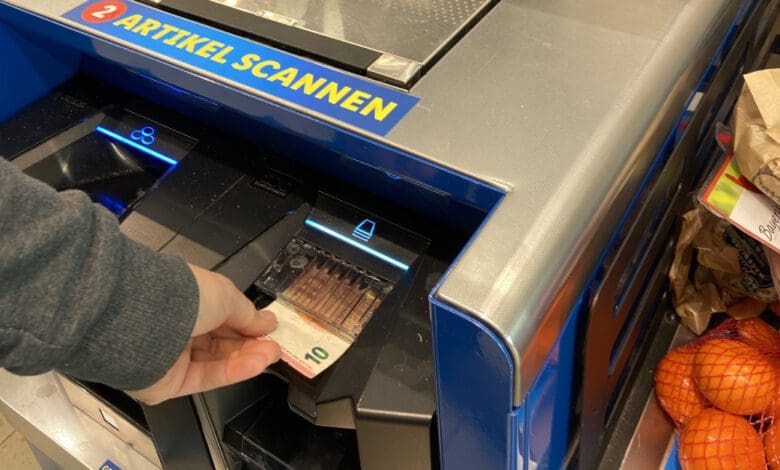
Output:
top-left (0, 1), bottom-right (776, 469)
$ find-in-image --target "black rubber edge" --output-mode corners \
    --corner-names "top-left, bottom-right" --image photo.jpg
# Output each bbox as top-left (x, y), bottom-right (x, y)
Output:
top-left (139, 0), bottom-right (381, 76)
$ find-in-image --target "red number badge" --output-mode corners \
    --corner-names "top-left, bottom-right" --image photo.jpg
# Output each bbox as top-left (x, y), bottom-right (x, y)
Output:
top-left (81, 1), bottom-right (127, 23)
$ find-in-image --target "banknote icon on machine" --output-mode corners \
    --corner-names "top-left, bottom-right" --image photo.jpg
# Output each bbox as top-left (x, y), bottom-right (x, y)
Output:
top-left (352, 219), bottom-right (376, 243)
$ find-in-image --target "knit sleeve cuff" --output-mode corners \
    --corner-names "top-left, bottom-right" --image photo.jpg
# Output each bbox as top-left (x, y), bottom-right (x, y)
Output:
top-left (59, 237), bottom-right (199, 391)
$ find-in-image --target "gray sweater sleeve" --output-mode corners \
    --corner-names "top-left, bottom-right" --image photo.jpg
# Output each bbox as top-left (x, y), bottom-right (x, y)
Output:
top-left (0, 157), bottom-right (199, 390)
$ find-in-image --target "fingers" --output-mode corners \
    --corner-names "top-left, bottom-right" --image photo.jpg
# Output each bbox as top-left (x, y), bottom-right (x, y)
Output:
top-left (143, 264), bottom-right (282, 402)
top-left (223, 309), bottom-right (278, 337)
top-left (175, 340), bottom-right (282, 397)
top-left (188, 264), bottom-right (278, 338)
top-left (191, 336), bottom-right (277, 361)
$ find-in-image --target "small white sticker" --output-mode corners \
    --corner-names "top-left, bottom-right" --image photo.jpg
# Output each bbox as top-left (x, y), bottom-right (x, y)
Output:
top-left (99, 408), bottom-right (120, 431)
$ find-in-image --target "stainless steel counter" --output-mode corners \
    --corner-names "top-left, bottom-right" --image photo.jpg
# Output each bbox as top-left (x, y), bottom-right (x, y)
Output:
top-left (207, 0), bottom-right (494, 66)
top-left (0, 370), bottom-right (158, 470)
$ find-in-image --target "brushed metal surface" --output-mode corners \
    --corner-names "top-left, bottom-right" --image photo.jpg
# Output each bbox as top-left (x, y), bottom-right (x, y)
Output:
top-left (0, 371), bottom-right (159, 469)
top-left (206, 0), bottom-right (493, 65)
top-left (60, 377), bottom-right (161, 467)
top-left (413, 0), bottom-right (738, 403)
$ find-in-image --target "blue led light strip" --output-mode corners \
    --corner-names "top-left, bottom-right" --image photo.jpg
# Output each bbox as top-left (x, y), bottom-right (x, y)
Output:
top-left (96, 126), bottom-right (178, 166)
top-left (304, 219), bottom-right (409, 271)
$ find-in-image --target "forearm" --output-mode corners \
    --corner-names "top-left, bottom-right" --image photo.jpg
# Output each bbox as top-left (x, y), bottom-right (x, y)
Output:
top-left (0, 158), bottom-right (198, 390)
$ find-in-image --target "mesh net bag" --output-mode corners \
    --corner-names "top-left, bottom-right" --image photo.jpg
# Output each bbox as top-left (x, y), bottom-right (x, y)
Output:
top-left (655, 317), bottom-right (779, 469)
top-left (655, 344), bottom-right (710, 425)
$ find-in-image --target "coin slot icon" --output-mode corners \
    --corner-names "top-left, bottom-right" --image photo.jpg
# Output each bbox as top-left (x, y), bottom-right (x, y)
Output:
top-left (130, 126), bottom-right (156, 146)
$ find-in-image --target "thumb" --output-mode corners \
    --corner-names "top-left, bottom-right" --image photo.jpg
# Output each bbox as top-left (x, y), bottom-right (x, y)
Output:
top-left (188, 264), bottom-right (275, 337)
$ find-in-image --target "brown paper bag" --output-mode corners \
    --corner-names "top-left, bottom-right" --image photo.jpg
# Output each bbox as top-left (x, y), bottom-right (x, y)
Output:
top-left (733, 69), bottom-right (780, 204)
top-left (669, 206), bottom-right (776, 334)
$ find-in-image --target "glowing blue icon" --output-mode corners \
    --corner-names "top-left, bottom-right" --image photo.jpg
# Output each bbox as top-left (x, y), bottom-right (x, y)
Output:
top-left (305, 219), bottom-right (408, 270)
top-left (352, 219), bottom-right (376, 242)
top-left (130, 126), bottom-right (156, 146)
top-left (96, 126), bottom-right (178, 166)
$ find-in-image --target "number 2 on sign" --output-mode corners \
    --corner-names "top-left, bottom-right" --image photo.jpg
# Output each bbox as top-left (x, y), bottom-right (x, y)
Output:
top-left (81, 1), bottom-right (128, 23)
top-left (304, 346), bottom-right (329, 365)
top-left (91, 4), bottom-right (117, 18)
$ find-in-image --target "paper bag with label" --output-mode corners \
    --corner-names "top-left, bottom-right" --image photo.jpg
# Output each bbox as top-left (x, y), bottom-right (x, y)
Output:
top-left (699, 152), bottom-right (780, 254)
top-left (669, 205), bottom-right (776, 334)
top-left (733, 69), bottom-right (780, 204)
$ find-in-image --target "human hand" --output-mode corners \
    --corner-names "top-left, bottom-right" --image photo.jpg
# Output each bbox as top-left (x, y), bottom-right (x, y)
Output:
top-left (128, 264), bottom-right (282, 405)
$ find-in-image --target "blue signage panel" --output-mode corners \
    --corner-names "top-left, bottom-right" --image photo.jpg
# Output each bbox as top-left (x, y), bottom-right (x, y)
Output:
top-left (62, 0), bottom-right (419, 136)
top-left (99, 460), bottom-right (121, 470)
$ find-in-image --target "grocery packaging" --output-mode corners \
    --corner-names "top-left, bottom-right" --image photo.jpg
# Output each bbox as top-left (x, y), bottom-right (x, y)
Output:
top-left (670, 206), bottom-right (777, 334)
top-left (733, 69), bottom-right (780, 207)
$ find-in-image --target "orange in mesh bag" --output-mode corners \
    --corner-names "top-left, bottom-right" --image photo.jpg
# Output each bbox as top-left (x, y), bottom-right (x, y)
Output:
top-left (703, 319), bottom-right (780, 421)
top-left (679, 409), bottom-right (766, 470)
top-left (655, 345), bottom-right (711, 425)
top-left (735, 317), bottom-right (780, 352)
top-left (654, 317), bottom-right (780, 468)
top-left (693, 338), bottom-right (777, 416)
top-left (767, 425), bottom-right (780, 470)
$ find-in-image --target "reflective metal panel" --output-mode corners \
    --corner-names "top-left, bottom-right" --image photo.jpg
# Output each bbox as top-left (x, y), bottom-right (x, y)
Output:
top-left (0, 371), bottom-right (158, 470)
top-left (208, 0), bottom-right (494, 64)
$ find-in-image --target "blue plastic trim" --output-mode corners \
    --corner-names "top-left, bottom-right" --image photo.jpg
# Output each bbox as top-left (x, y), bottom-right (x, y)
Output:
top-left (96, 126), bottom-right (178, 166)
top-left (664, 437), bottom-right (680, 470)
top-left (509, 406), bottom-right (523, 470)
top-left (303, 219), bottom-right (409, 270)
top-left (429, 193), bottom-right (520, 469)
top-left (525, 294), bottom-right (581, 469)
top-left (0, 21), bottom-right (78, 123)
top-left (431, 298), bottom-right (517, 469)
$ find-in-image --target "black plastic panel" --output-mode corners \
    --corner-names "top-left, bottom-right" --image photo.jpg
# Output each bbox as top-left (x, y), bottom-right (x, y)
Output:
top-left (224, 375), bottom-right (359, 470)
top-left (23, 133), bottom-right (171, 215)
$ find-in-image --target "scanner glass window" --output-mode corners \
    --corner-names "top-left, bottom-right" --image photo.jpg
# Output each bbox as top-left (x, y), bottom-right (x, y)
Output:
top-left (23, 134), bottom-right (171, 215)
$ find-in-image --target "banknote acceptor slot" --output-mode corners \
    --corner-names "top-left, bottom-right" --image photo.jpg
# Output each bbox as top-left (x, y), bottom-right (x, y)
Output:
top-left (253, 196), bottom-right (426, 341)
top-left (225, 195), bottom-right (437, 469)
